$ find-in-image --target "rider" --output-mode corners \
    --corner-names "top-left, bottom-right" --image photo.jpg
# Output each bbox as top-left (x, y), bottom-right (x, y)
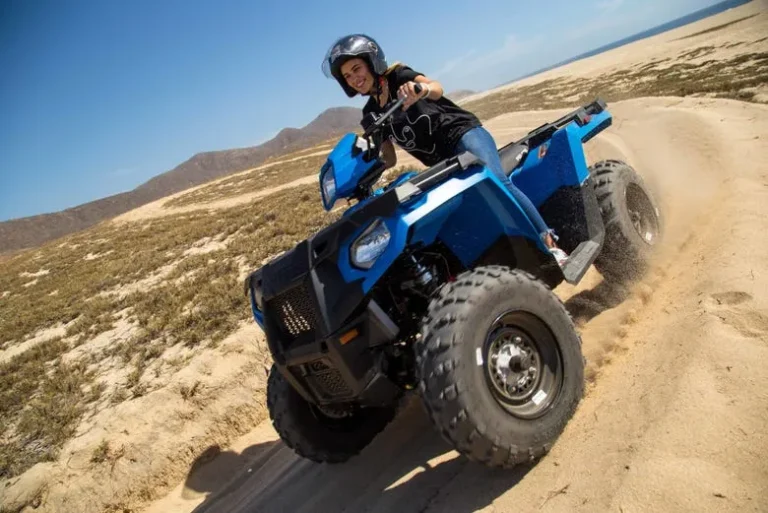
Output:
top-left (322, 34), bottom-right (569, 266)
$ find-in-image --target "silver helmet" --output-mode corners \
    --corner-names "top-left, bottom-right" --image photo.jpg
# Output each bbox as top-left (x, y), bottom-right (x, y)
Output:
top-left (322, 34), bottom-right (388, 97)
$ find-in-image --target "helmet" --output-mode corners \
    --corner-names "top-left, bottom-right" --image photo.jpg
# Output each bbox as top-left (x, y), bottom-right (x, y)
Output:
top-left (322, 34), bottom-right (388, 97)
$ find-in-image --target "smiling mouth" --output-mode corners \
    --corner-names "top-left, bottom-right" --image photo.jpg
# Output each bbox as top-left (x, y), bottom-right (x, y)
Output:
top-left (355, 80), bottom-right (366, 89)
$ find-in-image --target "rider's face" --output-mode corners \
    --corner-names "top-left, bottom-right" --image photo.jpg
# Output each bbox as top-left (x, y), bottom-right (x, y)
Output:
top-left (340, 58), bottom-right (374, 95)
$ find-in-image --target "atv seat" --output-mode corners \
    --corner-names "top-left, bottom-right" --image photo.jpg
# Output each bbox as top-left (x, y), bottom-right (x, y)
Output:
top-left (498, 143), bottom-right (529, 177)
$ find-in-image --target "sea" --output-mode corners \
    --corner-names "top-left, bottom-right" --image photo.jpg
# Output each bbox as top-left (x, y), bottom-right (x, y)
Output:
top-left (507, 0), bottom-right (753, 84)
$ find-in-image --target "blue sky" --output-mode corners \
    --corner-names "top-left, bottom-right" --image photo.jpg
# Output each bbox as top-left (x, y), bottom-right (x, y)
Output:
top-left (0, 0), bottom-right (732, 221)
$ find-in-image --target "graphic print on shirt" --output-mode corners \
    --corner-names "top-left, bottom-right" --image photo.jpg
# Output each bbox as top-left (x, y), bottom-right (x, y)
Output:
top-left (385, 110), bottom-right (436, 157)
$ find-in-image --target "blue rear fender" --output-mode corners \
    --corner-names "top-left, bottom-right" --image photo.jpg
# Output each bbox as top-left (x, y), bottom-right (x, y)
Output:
top-left (512, 109), bottom-right (612, 208)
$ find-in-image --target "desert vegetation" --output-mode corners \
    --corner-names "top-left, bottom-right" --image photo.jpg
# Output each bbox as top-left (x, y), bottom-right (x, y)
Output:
top-left (463, 46), bottom-right (768, 119)
top-left (0, 184), bottom-right (339, 479)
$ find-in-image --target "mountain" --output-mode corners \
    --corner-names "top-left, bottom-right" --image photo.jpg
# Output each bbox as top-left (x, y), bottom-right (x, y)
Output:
top-left (0, 107), bottom-right (362, 253)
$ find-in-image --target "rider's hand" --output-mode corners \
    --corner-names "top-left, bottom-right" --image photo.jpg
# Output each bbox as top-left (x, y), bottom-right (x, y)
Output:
top-left (398, 81), bottom-right (428, 110)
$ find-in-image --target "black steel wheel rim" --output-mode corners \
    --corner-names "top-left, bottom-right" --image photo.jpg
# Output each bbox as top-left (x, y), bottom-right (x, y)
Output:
top-left (483, 310), bottom-right (563, 419)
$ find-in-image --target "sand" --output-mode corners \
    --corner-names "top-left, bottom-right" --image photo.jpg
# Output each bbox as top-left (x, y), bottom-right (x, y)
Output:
top-left (142, 94), bottom-right (768, 513)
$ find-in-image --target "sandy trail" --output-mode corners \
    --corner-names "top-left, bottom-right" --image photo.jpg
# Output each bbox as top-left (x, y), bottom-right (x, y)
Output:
top-left (144, 96), bottom-right (768, 513)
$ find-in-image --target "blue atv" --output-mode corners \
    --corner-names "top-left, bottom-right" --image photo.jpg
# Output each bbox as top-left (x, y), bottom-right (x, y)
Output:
top-left (244, 94), bottom-right (662, 467)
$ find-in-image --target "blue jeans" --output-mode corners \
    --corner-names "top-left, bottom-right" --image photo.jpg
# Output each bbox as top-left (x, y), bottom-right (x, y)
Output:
top-left (455, 126), bottom-right (551, 237)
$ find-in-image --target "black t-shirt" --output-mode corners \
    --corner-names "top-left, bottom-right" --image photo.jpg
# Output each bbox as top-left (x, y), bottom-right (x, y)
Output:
top-left (362, 65), bottom-right (481, 167)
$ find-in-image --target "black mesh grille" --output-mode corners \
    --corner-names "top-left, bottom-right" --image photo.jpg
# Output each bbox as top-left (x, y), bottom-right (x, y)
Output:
top-left (305, 359), bottom-right (353, 398)
top-left (271, 282), bottom-right (318, 339)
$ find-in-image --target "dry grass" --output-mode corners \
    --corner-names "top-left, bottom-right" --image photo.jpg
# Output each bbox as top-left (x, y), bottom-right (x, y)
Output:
top-left (90, 439), bottom-right (110, 464)
top-left (462, 48), bottom-right (768, 120)
top-left (0, 340), bottom-right (90, 478)
top-left (0, 184), bottom-right (339, 478)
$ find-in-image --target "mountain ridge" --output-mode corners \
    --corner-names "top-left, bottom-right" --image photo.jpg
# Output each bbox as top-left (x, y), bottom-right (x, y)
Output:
top-left (0, 106), bottom-right (363, 252)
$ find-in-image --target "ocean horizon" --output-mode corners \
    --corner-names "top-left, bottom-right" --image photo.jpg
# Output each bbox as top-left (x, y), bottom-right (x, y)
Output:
top-left (505, 0), bottom-right (752, 85)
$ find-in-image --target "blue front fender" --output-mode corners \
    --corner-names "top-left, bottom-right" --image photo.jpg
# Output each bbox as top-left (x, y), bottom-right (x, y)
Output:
top-left (337, 165), bottom-right (543, 293)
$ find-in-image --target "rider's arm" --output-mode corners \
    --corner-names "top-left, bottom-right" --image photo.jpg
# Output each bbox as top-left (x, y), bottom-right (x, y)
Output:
top-left (381, 138), bottom-right (397, 169)
top-left (412, 75), bottom-right (444, 100)
top-left (399, 74), bottom-right (443, 108)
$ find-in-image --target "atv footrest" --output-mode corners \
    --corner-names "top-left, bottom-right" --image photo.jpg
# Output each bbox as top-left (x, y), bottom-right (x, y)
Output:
top-left (562, 240), bottom-right (600, 285)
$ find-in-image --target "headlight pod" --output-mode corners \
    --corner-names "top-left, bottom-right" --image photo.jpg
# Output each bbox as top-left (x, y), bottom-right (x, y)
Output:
top-left (320, 162), bottom-right (336, 211)
top-left (244, 273), bottom-right (264, 309)
top-left (351, 219), bottom-right (391, 269)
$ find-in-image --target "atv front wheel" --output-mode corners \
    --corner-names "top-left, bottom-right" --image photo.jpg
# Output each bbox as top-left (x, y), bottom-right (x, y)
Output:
top-left (267, 365), bottom-right (396, 463)
top-left (592, 160), bottom-right (662, 281)
top-left (417, 266), bottom-right (584, 468)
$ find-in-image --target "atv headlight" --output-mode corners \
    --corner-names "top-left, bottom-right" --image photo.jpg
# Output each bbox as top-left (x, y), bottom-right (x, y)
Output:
top-left (320, 162), bottom-right (336, 211)
top-left (351, 219), bottom-right (391, 269)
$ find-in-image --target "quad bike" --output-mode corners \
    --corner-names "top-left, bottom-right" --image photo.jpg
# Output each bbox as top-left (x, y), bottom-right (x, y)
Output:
top-left (243, 91), bottom-right (662, 468)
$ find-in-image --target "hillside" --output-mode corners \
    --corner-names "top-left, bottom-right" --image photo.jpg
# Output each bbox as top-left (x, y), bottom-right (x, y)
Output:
top-left (0, 107), bottom-right (362, 253)
top-left (445, 89), bottom-right (477, 102)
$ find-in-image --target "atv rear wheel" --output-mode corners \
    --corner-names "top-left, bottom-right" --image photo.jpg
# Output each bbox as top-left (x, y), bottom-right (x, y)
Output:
top-left (267, 365), bottom-right (396, 463)
top-left (592, 160), bottom-right (662, 281)
top-left (416, 266), bottom-right (584, 468)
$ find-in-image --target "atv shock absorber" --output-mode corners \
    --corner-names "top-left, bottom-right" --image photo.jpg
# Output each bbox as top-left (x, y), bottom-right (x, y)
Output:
top-left (408, 254), bottom-right (433, 287)
top-left (400, 254), bottom-right (437, 301)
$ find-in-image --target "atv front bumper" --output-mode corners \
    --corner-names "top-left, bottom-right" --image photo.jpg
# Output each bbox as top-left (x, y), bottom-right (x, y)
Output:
top-left (246, 269), bottom-right (401, 406)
